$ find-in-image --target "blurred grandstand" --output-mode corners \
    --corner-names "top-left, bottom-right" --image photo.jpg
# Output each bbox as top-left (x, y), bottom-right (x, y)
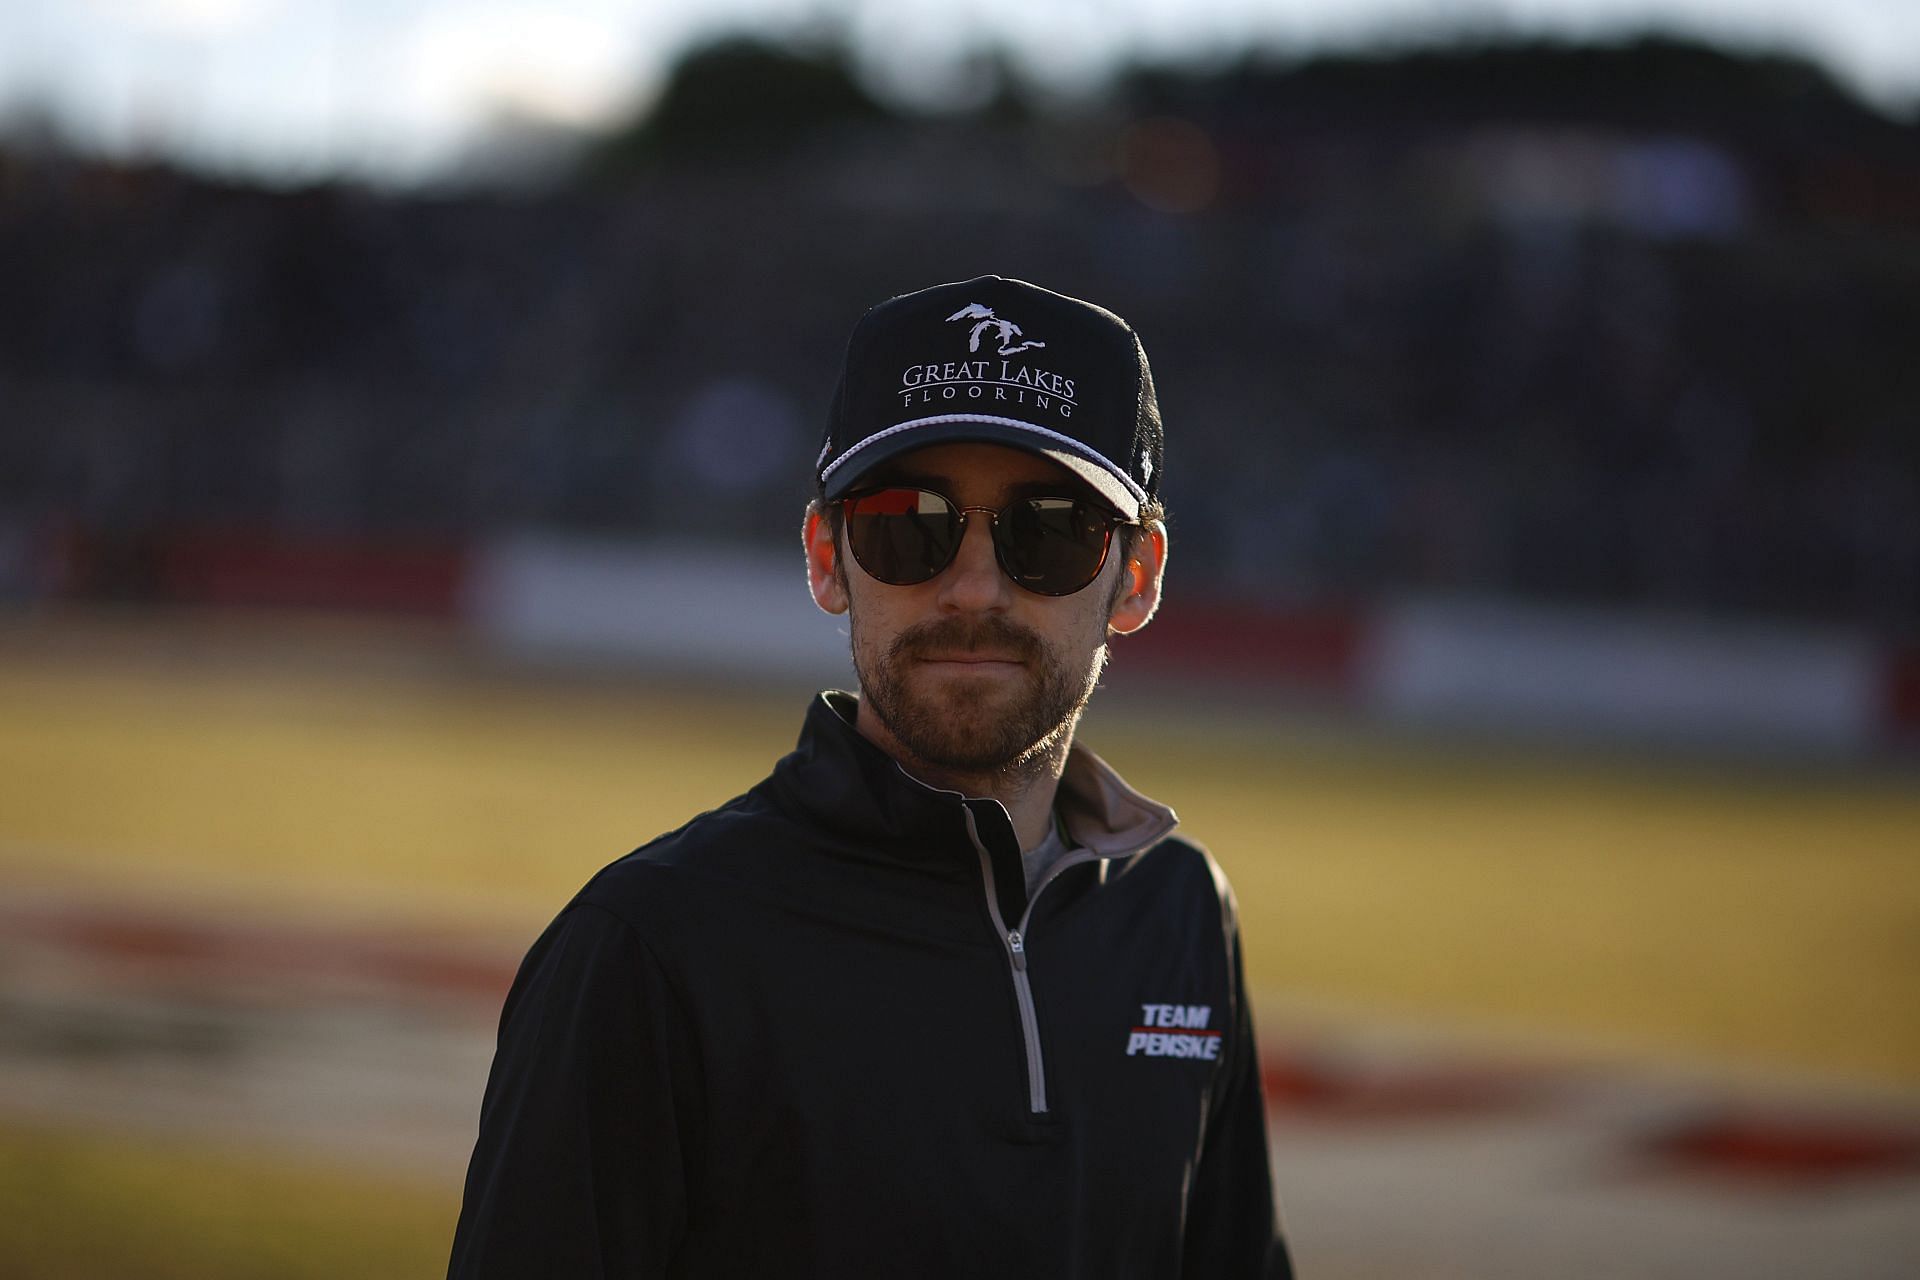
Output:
top-left (2, 33), bottom-right (1916, 639)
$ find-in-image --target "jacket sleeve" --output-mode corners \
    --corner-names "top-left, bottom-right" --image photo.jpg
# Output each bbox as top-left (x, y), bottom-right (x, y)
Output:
top-left (448, 899), bottom-right (701, 1279)
top-left (1182, 884), bottom-right (1294, 1279)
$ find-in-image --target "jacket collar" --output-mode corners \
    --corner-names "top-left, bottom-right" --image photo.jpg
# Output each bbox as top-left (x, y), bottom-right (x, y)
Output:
top-left (765, 691), bottom-right (1177, 867)
top-left (1054, 733), bottom-right (1180, 859)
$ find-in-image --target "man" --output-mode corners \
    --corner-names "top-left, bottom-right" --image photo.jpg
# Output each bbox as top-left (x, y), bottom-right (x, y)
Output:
top-left (449, 276), bottom-right (1290, 1277)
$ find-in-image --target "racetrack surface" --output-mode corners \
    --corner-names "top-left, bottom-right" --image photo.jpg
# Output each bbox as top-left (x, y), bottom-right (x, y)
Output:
top-left (2, 613), bottom-right (1916, 1276)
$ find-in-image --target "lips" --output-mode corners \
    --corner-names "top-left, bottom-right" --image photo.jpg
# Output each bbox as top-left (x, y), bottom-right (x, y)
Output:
top-left (890, 617), bottom-right (1042, 669)
top-left (917, 653), bottom-right (1025, 665)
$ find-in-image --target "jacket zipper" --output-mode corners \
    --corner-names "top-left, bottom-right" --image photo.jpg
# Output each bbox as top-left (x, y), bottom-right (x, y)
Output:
top-left (961, 806), bottom-right (1105, 1116)
top-left (963, 807), bottom-right (1047, 1113)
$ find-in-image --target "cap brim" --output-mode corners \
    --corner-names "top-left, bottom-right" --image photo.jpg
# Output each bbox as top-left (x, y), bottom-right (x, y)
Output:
top-left (820, 416), bottom-right (1144, 520)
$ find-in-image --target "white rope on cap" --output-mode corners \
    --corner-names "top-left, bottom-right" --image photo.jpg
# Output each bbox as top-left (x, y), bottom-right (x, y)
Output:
top-left (819, 414), bottom-right (1147, 504)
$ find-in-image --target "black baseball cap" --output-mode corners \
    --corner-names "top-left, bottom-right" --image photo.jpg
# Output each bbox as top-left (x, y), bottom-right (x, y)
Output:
top-left (817, 276), bottom-right (1163, 520)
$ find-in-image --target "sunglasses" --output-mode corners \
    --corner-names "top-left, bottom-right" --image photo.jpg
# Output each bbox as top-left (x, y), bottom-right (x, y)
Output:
top-left (840, 486), bottom-right (1131, 597)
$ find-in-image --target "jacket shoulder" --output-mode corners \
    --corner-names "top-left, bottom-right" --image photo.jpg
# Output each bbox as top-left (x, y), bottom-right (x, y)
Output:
top-left (1124, 831), bottom-right (1245, 937)
top-left (571, 785), bottom-right (794, 930)
top-left (1138, 831), bottom-right (1236, 894)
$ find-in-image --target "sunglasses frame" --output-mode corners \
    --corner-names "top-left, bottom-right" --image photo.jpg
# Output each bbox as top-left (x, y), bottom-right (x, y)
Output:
top-left (838, 485), bottom-right (1135, 597)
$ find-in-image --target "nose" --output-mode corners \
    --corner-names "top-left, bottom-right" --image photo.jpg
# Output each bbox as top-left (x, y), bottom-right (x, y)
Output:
top-left (936, 510), bottom-right (1010, 613)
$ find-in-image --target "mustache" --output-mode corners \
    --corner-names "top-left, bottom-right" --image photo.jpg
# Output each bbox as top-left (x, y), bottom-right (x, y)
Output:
top-left (890, 615), bottom-right (1044, 663)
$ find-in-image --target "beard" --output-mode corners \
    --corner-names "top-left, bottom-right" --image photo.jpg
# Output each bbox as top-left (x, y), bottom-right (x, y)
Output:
top-left (851, 609), bottom-right (1107, 778)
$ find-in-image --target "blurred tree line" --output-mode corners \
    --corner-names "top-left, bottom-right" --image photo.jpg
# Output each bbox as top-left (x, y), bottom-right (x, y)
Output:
top-left (586, 32), bottom-right (1909, 173)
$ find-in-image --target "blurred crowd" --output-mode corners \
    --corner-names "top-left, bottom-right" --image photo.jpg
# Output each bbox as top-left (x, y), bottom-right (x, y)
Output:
top-left (2, 39), bottom-right (1916, 632)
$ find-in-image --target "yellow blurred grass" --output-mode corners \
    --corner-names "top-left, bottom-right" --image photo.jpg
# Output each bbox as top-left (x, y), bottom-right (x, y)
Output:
top-left (2, 652), bottom-right (1917, 1085)
top-left (1099, 719), bottom-right (1920, 1087)
top-left (0, 1119), bottom-right (455, 1280)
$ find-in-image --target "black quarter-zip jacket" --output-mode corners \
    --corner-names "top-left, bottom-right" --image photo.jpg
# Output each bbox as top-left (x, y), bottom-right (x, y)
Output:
top-left (450, 692), bottom-right (1291, 1278)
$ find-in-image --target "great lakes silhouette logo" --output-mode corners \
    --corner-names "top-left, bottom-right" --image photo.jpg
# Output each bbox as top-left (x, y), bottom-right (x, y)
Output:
top-left (895, 303), bottom-right (1076, 419)
top-left (945, 302), bottom-right (1047, 357)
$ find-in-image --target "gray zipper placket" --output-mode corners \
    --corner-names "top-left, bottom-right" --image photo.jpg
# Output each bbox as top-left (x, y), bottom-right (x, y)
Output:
top-left (960, 804), bottom-right (1107, 1116)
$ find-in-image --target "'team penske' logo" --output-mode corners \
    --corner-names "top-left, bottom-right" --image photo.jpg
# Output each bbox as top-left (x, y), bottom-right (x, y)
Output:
top-left (946, 302), bottom-right (1047, 356)
top-left (1126, 1003), bottom-right (1222, 1060)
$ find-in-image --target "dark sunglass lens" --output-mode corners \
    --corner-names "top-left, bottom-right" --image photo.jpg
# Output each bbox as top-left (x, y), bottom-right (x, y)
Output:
top-left (996, 497), bottom-right (1113, 595)
top-left (843, 489), bottom-right (961, 585)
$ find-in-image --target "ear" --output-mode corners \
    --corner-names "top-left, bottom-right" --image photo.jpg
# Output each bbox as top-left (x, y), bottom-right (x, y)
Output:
top-left (1107, 523), bottom-right (1167, 636)
top-left (805, 502), bottom-right (849, 616)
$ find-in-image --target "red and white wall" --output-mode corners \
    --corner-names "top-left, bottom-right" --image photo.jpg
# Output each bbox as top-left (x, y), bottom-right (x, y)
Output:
top-left (19, 523), bottom-right (1919, 755)
top-left (467, 534), bottom-right (1920, 756)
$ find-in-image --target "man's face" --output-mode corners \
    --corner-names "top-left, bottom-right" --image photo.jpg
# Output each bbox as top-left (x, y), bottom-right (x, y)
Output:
top-left (805, 442), bottom-right (1163, 779)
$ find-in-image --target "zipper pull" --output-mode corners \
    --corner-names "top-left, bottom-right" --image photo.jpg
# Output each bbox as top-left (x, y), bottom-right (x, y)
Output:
top-left (1007, 929), bottom-right (1027, 971)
